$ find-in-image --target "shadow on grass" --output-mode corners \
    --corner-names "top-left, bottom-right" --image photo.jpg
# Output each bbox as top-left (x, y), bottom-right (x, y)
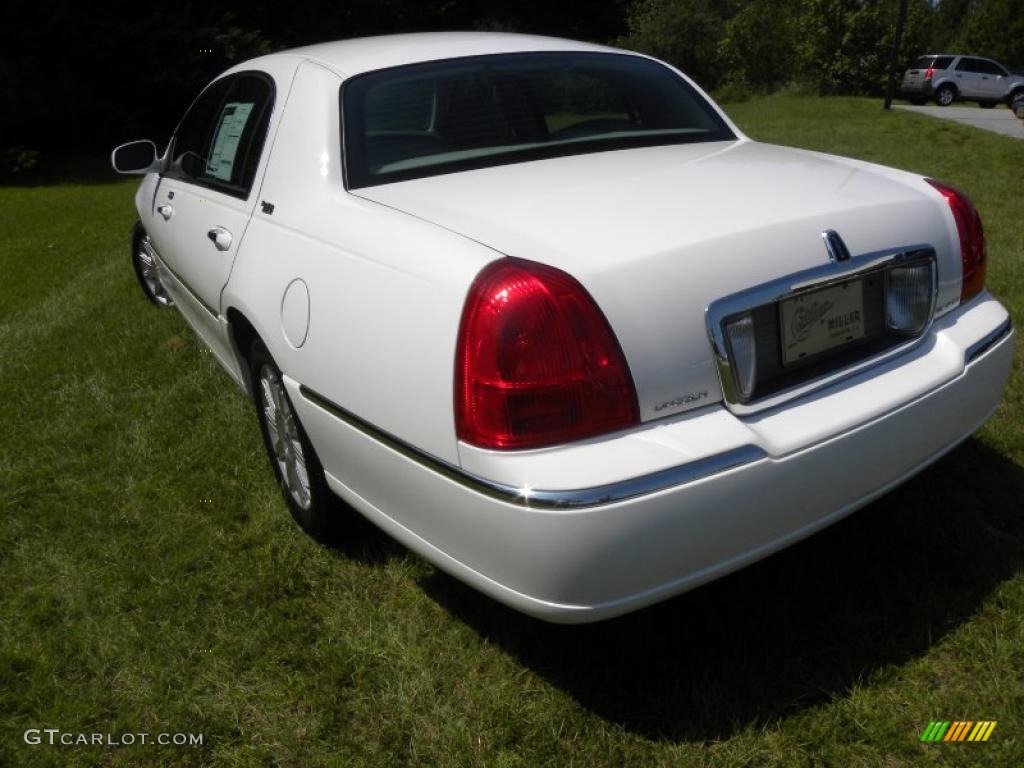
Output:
top-left (327, 505), bottom-right (411, 566)
top-left (418, 437), bottom-right (1024, 742)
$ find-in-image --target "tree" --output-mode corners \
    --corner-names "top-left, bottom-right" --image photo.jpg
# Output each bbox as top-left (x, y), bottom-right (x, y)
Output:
top-left (958, 0), bottom-right (1024, 66)
top-left (616, 0), bottom-right (736, 89)
top-left (718, 0), bottom-right (801, 91)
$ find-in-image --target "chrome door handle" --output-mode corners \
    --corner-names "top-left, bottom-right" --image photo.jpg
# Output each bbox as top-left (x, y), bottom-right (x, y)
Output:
top-left (157, 204), bottom-right (173, 221)
top-left (207, 227), bottom-right (233, 251)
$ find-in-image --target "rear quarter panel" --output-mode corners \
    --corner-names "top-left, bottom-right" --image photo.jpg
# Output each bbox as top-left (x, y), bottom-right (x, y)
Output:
top-left (222, 60), bottom-right (500, 464)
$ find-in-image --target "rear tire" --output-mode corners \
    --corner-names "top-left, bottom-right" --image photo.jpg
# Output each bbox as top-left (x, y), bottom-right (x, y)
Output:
top-left (250, 339), bottom-right (346, 543)
top-left (935, 84), bottom-right (956, 106)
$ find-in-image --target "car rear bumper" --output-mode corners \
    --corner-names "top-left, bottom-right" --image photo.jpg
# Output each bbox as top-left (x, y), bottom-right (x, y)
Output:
top-left (901, 80), bottom-right (935, 97)
top-left (288, 294), bottom-right (1013, 623)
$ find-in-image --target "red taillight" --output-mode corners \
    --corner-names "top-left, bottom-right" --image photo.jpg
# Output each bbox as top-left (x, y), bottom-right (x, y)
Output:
top-left (926, 179), bottom-right (986, 303)
top-left (924, 66), bottom-right (935, 81)
top-left (455, 258), bottom-right (639, 450)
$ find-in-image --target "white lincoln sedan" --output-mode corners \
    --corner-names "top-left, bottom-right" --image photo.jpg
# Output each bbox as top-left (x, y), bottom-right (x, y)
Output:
top-left (112, 33), bottom-right (1013, 623)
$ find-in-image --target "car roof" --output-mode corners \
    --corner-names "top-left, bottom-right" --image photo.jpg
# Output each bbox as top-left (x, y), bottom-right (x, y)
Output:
top-left (916, 53), bottom-right (998, 60)
top-left (234, 32), bottom-right (625, 78)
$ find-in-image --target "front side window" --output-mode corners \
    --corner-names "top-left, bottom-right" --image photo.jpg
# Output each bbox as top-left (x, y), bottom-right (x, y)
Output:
top-left (974, 59), bottom-right (1006, 76)
top-left (168, 73), bottom-right (274, 198)
top-left (342, 52), bottom-right (735, 189)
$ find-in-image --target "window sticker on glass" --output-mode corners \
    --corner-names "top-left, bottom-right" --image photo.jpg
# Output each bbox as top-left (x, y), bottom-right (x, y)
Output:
top-left (207, 102), bottom-right (254, 182)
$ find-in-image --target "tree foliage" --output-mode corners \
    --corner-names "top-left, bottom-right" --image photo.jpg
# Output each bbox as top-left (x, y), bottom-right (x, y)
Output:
top-left (617, 0), bottom-right (735, 89)
top-left (3, 0), bottom-right (1023, 163)
top-left (620, 0), bottom-right (1024, 95)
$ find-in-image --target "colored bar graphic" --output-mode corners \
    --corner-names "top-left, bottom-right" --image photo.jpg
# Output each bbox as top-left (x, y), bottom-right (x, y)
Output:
top-left (921, 721), bottom-right (950, 742)
top-left (946, 721), bottom-right (972, 741)
top-left (922, 721), bottom-right (997, 742)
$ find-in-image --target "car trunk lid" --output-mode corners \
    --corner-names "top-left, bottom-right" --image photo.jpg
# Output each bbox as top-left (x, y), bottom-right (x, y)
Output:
top-left (353, 139), bottom-right (957, 421)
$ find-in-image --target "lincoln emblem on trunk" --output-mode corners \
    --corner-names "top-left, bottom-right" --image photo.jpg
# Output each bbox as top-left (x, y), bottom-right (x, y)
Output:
top-left (822, 229), bottom-right (852, 262)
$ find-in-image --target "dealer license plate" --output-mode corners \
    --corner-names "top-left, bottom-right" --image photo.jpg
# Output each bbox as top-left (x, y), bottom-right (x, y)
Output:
top-left (780, 279), bottom-right (865, 366)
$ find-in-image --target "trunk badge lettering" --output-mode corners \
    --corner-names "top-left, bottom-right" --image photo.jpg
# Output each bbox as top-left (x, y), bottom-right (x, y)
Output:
top-left (655, 391), bottom-right (708, 412)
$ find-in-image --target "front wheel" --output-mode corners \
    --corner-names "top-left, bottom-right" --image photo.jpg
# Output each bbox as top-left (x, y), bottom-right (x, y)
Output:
top-left (250, 339), bottom-right (345, 542)
top-left (935, 84), bottom-right (956, 106)
top-left (131, 223), bottom-right (173, 307)
top-left (1010, 91), bottom-right (1024, 118)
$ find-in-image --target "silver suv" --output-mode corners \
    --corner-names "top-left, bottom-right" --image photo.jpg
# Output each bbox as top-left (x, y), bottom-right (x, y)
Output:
top-left (901, 54), bottom-right (1024, 107)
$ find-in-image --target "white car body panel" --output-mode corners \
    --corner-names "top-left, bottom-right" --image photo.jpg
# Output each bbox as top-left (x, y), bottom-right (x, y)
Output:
top-left (354, 141), bottom-right (964, 421)
top-left (225, 59), bottom-right (501, 462)
top-left (143, 57), bottom-right (302, 376)
top-left (118, 33), bottom-right (1015, 623)
top-left (289, 297), bottom-right (1011, 620)
top-left (284, 32), bottom-right (630, 77)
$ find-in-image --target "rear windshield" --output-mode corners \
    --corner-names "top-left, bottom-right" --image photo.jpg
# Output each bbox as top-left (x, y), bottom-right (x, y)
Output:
top-left (341, 52), bottom-right (735, 188)
top-left (912, 56), bottom-right (953, 70)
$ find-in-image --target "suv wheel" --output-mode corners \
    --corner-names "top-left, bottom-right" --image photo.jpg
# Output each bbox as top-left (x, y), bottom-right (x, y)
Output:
top-left (935, 84), bottom-right (956, 106)
top-left (1012, 92), bottom-right (1024, 119)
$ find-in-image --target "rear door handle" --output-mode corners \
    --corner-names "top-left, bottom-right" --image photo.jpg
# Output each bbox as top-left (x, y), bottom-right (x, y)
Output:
top-left (157, 204), bottom-right (173, 221)
top-left (207, 226), bottom-right (233, 251)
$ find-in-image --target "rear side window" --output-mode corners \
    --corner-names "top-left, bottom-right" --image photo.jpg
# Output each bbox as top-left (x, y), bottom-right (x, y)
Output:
top-left (168, 73), bottom-right (275, 199)
top-left (342, 52), bottom-right (735, 189)
top-left (956, 58), bottom-right (980, 72)
top-left (912, 56), bottom-right (953, 70)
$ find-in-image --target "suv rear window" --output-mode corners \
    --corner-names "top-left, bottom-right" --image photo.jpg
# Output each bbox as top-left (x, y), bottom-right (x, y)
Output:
top-left (342, 52), bottom-right (735, 189)
top-left (912, 56), bottom-right (952, 70)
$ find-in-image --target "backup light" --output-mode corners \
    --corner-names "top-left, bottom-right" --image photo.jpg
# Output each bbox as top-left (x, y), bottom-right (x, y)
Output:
top-left (724, 314), bottom-right (757, 400)
top-left (886, 262), bottom-right (934, 334)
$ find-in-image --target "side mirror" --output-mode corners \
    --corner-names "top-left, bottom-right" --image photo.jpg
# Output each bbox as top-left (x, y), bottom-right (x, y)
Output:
top-left (111, 140), bottom-right (160, 174)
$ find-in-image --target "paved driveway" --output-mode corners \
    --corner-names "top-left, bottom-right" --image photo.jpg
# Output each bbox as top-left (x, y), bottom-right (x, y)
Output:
top-left (894, 105), bottom-right (1023, 139)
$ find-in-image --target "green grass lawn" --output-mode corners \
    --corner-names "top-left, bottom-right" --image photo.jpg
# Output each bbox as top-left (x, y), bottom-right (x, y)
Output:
top-left (1, 96), bottom-right (1022, 767)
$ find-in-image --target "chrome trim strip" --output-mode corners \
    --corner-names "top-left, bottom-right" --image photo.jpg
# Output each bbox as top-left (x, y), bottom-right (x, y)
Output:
top-left (142, 237), bottom-right (220, 319)
top-left (965, 318), bottom-right (1012, 363)
top-left (706, 244), bottom-right (938, 415)
top-left (298, 385), bottom-right (767, 510)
